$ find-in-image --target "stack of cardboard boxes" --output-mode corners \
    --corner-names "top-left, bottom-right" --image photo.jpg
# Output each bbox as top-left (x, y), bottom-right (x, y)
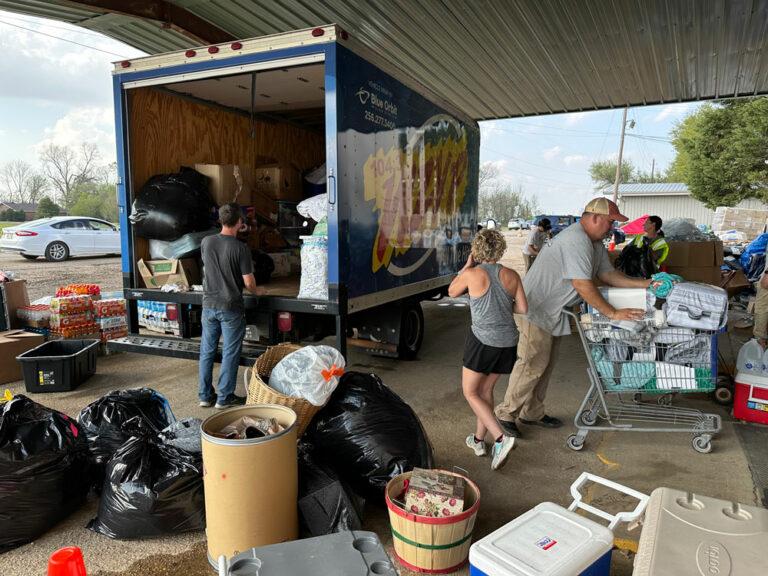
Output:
top-left (664, 240), bottom-right (723, 285)
top-left (712, 206), bottom-right (768, 241)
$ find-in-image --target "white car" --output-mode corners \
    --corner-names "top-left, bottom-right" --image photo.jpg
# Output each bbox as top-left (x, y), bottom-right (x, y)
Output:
top-left (0, 216), bottom-right (121, 262)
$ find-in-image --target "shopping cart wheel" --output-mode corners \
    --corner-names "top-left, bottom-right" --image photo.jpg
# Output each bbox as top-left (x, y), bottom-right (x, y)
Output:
top-left (691, 435), bottom-right (712, 454)
top-left (567, 434), bottom-right (585, 451)
top-left (713, 386), bottom-right (733, 406)
top-left (580, 410), bottom-right (598, 426)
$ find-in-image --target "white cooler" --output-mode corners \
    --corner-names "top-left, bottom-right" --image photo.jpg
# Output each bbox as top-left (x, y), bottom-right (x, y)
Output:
top-left (469, 474), bottom-right (648, 576)
top-left (633, 487), bottom-right (768, 575)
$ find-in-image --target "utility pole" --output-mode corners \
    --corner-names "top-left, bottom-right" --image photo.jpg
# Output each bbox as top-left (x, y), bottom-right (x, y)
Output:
top-left (612, 107), bottom-right (628, 203)
top-left (651, 158), bottom-right (655, 182)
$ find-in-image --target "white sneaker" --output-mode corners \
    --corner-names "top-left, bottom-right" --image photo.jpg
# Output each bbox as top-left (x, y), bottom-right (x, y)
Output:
top-left (491, 435), bottom-right (516, 470)
top-left (465, 434), bottom-right (487, 456)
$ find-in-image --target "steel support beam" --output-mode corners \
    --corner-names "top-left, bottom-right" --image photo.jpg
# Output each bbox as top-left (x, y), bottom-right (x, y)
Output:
top-left (59, 0), bottom-right (235, 44)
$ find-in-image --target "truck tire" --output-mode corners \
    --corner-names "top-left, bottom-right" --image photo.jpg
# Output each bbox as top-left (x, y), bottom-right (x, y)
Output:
top-left (397, 302), bottom-right (424, 360)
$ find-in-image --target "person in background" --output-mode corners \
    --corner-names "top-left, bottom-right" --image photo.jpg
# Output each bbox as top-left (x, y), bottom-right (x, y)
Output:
top-left (522, 218), bottom-right (552, 271)
top-left (632, 215), bottom-right (669, 271)
top-left (449, 229), bottom-right (527, 471)
top-left (754, 269), bottom-right (768, 348)
top-left (495, 198), bottom-right (652, 438)
top-left (199, 203), bottom-right (267, 410)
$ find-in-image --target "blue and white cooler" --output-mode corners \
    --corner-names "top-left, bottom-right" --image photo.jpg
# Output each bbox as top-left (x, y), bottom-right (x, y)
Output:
top-left (469, 474), bottom-right (649, 576)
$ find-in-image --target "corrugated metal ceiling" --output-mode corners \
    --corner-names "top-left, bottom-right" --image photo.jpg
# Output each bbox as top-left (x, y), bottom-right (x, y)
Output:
top-left (2, 0), bottom-right (768, 120)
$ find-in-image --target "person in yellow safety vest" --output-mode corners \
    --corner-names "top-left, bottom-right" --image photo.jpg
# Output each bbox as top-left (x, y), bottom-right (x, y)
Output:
top-left (632, 215), bottom-right (669, 271)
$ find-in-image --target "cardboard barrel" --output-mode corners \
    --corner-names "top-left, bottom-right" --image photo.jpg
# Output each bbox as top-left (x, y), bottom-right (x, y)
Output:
top-left (201, 404), bottom-right (298, 568)
top-left (385, 470), bottom-right (480, 574)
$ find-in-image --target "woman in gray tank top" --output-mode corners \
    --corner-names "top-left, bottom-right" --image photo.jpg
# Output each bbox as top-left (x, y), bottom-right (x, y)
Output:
top-left (448, 229), bottom-right (528, 471)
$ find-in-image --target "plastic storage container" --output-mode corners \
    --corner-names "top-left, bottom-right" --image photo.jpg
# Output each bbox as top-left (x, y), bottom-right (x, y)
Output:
top-left (469, 474), bottom-right (648, 576)
top-left (633, 487), bottom-right (768, 575)
top-left (16, 339), bottom-right (98, 393)
top-left (221, 530), bottom-right (396, 575)
top-left (733, 371), bottom-right (768, 425)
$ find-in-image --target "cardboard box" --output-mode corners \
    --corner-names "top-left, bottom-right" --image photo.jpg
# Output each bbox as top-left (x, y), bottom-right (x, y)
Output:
top-left (255, 163), bottom-right (303, 201)
top-left (404, 468), bottom-right (465, 518)
top-left (1, 280), bottom-right (30, 329)
top-left (137, 258), bottom-right (200, 289)
top-left (195, 164), bottom-right (256, 206)
top-left (0, 330), bottom-right (45, 384)
top-left (664, 241), bottom-right (722, 267)
top-left (666, 265), bottom-right (721, 285)
top-left (723, 269), bottom-right (752, 296)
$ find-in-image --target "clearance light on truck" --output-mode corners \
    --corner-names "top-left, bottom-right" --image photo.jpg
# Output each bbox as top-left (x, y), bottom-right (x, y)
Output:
top-left (231, 42), bottom-right (243, 50)
top-left (185, 50), bottom-right (197, 57)
top-left (15, 231), bottom-right (38, 236)
top-left (119, 61), bottom-right (131, 68)
top-left (277, 312), bottom-right (293, 333)
top-left (311, 28), bottom-right (325, 37)
top-left (208, 46), bottom-right (219, 54)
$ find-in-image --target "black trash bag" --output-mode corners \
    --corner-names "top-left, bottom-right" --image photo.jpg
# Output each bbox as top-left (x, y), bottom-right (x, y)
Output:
top-left (78, 388), bottom-right (175, 483)
top-left (129, 167), bottom-right (214, 241)
top-left (0, 396), bottom-right (91, 553)
top-left (87, 417), bottom-right (205, 539)
top-left (615, 240), bottom-right (656, 279)
top-left (305, 372), bottom-right (434, 501)
top-left (298, 442), bottom-right (364, 536)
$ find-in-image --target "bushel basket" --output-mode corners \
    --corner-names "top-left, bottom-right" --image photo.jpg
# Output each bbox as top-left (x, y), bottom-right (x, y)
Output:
top-left (246, 343), bottom-right (321, 436)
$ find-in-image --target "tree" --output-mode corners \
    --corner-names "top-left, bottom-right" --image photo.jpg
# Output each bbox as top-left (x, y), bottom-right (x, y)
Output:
top-left (0, 208), bottom-right (25, 222)
top-left (69, 182), bottom-right (118, 222)
top-left (670, 99), bottom-right (768, 207)
top-left (478, 164), bottom-right (540, 224)
top-left (37, 196), bottom-right (62, 218)
top-left (588, 159), bottom-right (635, 189)
top-left (0, 160), bottom-right (40, 203)
top-left (28, 174), bottom-right (49, 204)
top-left (39, 143), bottom-right (101, 209)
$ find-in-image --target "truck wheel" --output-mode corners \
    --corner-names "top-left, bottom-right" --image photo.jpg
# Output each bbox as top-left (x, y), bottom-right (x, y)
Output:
top-left (45, 241), bottom-right (69, 262)
top-left (397, 302), bottom-right (424, 360)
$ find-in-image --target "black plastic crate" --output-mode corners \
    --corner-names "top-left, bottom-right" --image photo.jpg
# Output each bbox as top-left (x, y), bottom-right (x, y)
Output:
top-left (16, 339), bottom-right (99, 393)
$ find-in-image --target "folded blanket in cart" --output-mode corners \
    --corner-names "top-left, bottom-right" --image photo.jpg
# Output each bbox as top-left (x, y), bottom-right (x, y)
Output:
top-left (664, 282), bottom-right (727, 330)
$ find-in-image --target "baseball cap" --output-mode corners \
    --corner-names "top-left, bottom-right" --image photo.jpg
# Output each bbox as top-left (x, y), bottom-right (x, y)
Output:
top-left (583, 197), bottom-right (628, 222)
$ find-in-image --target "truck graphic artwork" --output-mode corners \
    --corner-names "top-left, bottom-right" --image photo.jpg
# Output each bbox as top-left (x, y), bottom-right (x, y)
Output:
top-left (363, 115), bottom-right (469, 275)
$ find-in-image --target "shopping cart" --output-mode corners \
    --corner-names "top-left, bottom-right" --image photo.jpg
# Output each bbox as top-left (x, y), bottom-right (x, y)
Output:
top-left (565, 308), bottom-right (722, 454)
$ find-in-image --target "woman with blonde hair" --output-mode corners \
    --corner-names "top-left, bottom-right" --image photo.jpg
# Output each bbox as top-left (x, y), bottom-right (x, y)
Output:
top-left (448, 229), bottom-right (527, 471)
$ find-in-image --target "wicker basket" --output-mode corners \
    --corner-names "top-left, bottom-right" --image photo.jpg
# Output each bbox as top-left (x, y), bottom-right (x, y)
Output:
top-left (246, 343), bottom-right (322, 436)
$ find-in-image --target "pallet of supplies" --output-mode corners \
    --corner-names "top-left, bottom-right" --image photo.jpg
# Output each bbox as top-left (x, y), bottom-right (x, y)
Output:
top-left (92, 298), bottom-right (128, 343)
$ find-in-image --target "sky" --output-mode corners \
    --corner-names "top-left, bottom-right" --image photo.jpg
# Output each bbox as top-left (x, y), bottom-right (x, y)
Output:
top-left (0, 10), bottom-right (701, 214)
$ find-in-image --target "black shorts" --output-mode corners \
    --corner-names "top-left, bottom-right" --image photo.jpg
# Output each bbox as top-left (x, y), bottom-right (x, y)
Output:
top-left (462, 330), bottom-right (517, 375)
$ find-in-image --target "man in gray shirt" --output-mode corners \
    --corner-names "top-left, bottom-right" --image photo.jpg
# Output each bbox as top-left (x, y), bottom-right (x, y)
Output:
top-left (198, 203), bottom-right (266, 409)
top-left (495, 197), bottom-right (651, 437)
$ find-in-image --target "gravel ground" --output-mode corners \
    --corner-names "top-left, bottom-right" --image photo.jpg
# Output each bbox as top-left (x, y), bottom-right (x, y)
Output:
top-left (0, 252), bottom-right (122, 301)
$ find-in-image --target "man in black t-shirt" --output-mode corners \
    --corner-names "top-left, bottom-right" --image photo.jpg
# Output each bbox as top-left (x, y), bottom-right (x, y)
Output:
top-left (198, 203), bottom-right (266, 409)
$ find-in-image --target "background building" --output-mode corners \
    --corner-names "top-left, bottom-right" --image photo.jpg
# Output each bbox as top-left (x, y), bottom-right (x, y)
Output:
top-left (602, 183), bottom-right (768, 226)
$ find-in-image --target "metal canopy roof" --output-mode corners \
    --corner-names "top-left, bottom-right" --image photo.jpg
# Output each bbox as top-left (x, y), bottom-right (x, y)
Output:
top-left (2, 0), bottom-right (768, 120)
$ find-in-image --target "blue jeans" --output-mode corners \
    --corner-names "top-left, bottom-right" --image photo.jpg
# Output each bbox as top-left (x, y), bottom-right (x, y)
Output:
top-left (199, 307), bottom-right (246, 402)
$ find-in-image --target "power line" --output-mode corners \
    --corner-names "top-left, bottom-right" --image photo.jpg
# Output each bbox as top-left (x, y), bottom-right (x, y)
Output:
top-left (0, 18), bottom-right (128, 58)
top-left (481, 145), bottom-right (587, 176)
top-left (0, 12), bottom-right (106, 38)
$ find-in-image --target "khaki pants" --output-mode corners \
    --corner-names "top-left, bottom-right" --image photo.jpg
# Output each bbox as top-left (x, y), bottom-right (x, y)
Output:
top-left (495, 315), bottom-right (561, 422)
top-left (755, 283), bottom-right (768, 341)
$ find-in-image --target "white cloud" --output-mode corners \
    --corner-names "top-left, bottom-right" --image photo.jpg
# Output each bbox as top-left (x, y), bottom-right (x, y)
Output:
top-left (479, 120), bottom-right (504, 142)
top-left (653, 103), bottom-right (691, 123)
top-left (481, 159), bottom-right (508, 171)
top-left (563, 112), bottom-right (588, 126)
top-left (542, 146), bottom-right (562, 161)
top-left (0, 13), bottom-right (144, 107)
top-left (34, 106), bottom-right (116, 162)
top-left (563, 154), bottom-right (589, 166)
